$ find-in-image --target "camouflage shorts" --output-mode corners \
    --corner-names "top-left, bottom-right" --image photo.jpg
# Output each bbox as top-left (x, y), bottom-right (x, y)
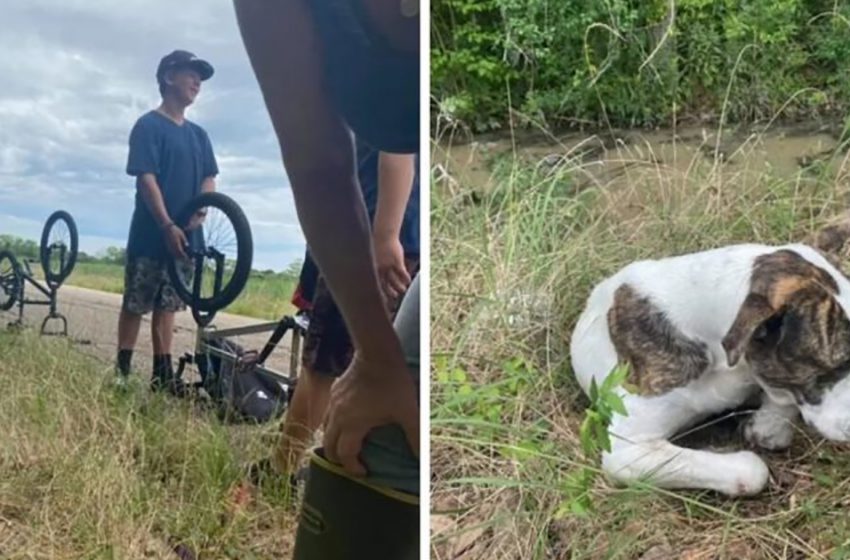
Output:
top-left (121, 256), bottom-right (189, 315)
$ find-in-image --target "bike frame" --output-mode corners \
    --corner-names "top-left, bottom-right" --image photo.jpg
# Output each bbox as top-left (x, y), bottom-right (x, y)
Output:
top-left (193, 318), bottom-right (303, 383)
top-left (176, 251), bottom-right (303, 396)
top-left (10, 259), bottom-right (68, 336)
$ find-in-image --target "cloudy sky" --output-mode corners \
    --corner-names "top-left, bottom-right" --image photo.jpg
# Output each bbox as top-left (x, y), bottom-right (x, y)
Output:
top-left (0, 0), bottom-right (304, 271)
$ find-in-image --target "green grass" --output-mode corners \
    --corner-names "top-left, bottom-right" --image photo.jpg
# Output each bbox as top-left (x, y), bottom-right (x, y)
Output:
top-left (0, 329), bottom-right (298, 559)
top-left (66, 262), bottom-right (297, 320)
top-left (431, 122), bottom-right (850, 559)
top-left (66, 261), bottom-right (127, 294)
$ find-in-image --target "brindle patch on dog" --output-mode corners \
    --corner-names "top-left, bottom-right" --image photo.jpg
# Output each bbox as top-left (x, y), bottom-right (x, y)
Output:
top-left (723, 250), bottom-right (850, 404)
top-left (814, 223), bottom-right (850, 254)
top-left (811, 222), bottom-right (850, 279)
top-left (812, 213), bottom-right (850, 255)
top-left (608, 284), bottom-right (710, 396)
top-left (751, 250), bottom-right (839, 303)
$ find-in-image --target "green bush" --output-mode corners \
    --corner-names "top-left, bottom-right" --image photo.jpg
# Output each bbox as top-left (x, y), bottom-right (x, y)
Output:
top-left (431, 0), bottom-right (850, 130)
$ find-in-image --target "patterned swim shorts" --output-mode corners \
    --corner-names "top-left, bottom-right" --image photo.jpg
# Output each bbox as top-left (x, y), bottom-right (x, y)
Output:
top-left (121, 256), bottom-right (190, 315)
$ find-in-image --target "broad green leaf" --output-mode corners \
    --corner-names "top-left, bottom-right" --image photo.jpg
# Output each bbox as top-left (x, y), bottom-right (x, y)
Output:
top-left (606, 392), bottom-right (629, 416)
top-left (589, 377), bottom-right (599, 404)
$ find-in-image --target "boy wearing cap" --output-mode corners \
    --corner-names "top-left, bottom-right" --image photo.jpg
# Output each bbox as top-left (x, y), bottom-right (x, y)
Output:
top-left (115, 50), bottom-right (219, 395)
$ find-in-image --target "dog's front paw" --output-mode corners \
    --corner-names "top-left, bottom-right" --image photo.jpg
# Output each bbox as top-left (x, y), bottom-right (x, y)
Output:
top-left (744, 409), bottom-right (795, 451)
top-left (722, 451), bottom-right (770, 497)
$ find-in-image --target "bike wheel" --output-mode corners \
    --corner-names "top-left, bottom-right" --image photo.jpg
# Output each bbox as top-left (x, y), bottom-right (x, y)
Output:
top-left (40, 210), bottom-right (79, 288)
top-left (0, 250), bottom-right (21, 311)
top-left (167, 192), bottom-right (253, 312)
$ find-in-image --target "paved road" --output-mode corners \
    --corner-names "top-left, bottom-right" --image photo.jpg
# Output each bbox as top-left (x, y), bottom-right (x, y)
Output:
top-left (0, 284), bottom-right (297, 381)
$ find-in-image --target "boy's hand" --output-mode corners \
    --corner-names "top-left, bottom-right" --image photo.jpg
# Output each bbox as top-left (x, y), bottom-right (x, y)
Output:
top-left (323, 349), bottom-right (419, 476)
top-left (373, 234), bottom-right (410, 301)
top-left (163, 224), bottom-right (189, 259)
top-left (186, 210), bottom-right (207, 231)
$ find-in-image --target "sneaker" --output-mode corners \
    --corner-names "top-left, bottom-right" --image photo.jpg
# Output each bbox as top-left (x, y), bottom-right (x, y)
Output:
top-left (113, 374), bottom-right (130, 391)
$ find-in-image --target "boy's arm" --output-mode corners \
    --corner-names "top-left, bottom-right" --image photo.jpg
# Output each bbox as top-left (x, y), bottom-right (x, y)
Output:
top-left (373, 152), bottom-right (415, 300)
top-left (127, 122), bottom-right (187, 258)
top-left (233, 0), bottom-right (419, 472)
top-left (202, 131), bottom-right (218, 194)
top-left (137, 174), bottom-right (188, 258)
top-left (234, 0), bottom-right (395, 358)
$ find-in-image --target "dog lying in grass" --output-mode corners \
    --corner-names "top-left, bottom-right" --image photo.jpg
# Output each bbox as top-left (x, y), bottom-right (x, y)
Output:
top-left (570, 224), bottom-right (850, 496)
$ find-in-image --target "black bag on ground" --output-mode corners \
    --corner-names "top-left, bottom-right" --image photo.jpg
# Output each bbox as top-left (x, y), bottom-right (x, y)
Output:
top-left (197, 337), bottom-right (290, 424)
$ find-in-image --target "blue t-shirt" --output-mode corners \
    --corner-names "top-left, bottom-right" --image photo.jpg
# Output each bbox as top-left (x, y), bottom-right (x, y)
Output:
top-left (356, 140), bottom-right (419, 257)
top-left (308, 0), bottom-right (419, 154)
top-left (125, 110), bottom-right (218, 259)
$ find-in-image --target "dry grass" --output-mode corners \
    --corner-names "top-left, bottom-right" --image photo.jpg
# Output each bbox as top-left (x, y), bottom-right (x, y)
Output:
top-left (430, 119), bottom-right (850, 560)
top-left (0, 330), bottom-right (299, 559)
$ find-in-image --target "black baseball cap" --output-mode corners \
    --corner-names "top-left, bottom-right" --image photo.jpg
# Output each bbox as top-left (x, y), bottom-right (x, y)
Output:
top-left (156, 50), bottom-right (214, 83)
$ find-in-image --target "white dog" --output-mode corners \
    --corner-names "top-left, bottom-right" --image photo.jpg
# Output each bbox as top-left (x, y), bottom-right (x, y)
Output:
top-left (570, 239), bottom-right (850, 496)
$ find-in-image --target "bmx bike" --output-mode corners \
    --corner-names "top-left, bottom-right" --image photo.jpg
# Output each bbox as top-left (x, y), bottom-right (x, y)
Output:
top-left (166, 191), bottom-right (304, 423)
top-left (0, 210), bottom-right (79, 335)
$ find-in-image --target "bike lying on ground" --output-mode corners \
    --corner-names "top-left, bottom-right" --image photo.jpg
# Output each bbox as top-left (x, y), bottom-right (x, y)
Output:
top-left (167, 191), bottom-right (304, 424)
top-left (0, 210), bottom-right (78, 335)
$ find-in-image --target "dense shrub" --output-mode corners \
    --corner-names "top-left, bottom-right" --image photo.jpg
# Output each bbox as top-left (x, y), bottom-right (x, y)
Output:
top-left (432, 0), bottom-right (850, 130)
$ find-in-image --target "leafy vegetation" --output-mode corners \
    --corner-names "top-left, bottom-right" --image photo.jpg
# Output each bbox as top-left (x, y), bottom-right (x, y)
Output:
top-left (432, 0), bottom-right (850, 130)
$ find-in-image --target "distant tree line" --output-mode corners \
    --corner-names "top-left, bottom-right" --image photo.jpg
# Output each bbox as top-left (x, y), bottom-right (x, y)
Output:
top-left (0, 234), bottom-right (302, 279)
top-left (0, 234), bottom-right (111, 264)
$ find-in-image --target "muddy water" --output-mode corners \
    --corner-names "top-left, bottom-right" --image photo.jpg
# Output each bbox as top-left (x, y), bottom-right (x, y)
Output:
top-left (433, 122), bottom-right (846, 196)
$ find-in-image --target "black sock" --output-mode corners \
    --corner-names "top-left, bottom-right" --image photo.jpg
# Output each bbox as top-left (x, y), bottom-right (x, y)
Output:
top-left (117, 349), bottom-right (133, 376)
top-left (153, 354), bottom-right (173, 379)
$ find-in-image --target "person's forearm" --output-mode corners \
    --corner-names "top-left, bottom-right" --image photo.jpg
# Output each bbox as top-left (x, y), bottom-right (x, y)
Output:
top-left (373, 152), bottom-right (414, 241)
top-left (291, 165), bottom-right (399, 356)
top-left (201, 177), bottom-right (216, 193)
top-left (137, 174), bottom-right (173, 227)
top-left (234, 0), bottom-right (401, 359)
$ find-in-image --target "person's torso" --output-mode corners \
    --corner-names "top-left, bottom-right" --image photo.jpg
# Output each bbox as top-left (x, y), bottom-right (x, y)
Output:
top-left (307, 0), bottom-right (419, 154)
top-left (128, 111), bottom-right (209, 259)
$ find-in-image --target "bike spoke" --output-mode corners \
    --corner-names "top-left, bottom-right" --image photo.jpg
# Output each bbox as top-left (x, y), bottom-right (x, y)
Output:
top-left (179, 204), bottom-right (242, 301)
top-left (46, 219), bottom-right (71, 276)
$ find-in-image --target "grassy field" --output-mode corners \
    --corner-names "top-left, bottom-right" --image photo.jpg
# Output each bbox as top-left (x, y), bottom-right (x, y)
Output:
top-left (0, 329), bottom-right (299, 558)
top-left (430, 122), bottom-right (850, 559)
top-left (66, 262), bottom-right (297, 320)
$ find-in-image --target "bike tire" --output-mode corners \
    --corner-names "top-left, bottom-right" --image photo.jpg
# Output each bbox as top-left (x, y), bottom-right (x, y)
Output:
top-left (0, 250), bottom-right (21, 311)
top-left (40, 210), bottom-right (79, 288)
top-left (167, 192), bottom-right (253, 312)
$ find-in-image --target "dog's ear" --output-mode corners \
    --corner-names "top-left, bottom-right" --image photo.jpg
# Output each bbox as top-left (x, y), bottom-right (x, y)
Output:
top-left (722, 293), bottom-right (779, 367)
top-left (722, 250), bottom-right (839, 368)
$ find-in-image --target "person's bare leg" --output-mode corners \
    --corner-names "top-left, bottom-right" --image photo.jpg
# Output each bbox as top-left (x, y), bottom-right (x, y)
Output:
top-left (151, 309), bottom-right (176, 356)
top-left (116, 308), bottom-right (143, 376)
top-left (273, 367), bottom-right (334, 474)
top-left (118, 309), bottom-right (143, 350)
